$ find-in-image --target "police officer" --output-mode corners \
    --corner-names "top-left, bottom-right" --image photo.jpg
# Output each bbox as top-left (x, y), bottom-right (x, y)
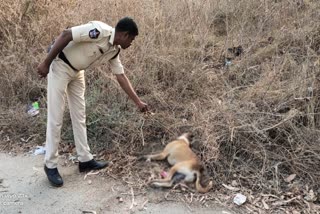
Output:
top-left (37, 17), bottom-right (148, 187)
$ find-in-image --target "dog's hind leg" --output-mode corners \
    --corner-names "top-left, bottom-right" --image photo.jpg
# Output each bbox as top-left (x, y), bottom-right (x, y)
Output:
top-left (149, 165), bottom-right (180, 188)
top-left (150, 179), bottom-right (174, 188)
top-left (142, 151), bottom-right (168, 162)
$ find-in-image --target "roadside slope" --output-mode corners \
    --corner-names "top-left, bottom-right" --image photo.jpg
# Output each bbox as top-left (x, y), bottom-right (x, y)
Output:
top-left (0, 153), bottom-right (234, 214)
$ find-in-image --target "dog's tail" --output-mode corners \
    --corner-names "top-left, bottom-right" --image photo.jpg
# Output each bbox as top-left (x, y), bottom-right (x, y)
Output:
top-left (195, 171), bottom-right (213, 193)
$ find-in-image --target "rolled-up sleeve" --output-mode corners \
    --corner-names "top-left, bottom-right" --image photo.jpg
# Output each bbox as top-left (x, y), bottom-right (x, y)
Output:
top-left (110, 54), bottom-right (124, 74)
top-left (71, 22), bottom-right (103, 43)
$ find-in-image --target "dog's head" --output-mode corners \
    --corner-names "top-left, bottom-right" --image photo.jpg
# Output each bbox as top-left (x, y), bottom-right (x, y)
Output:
top-left (177, 133), bottom-right (194, 145)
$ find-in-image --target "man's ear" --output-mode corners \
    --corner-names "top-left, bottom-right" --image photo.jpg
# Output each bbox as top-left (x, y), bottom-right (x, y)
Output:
top-left (123, 31), bottom-right (130, 38)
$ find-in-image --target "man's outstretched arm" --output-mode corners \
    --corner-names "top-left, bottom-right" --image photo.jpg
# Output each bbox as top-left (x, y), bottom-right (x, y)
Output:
top-left (115, 73), bottom-right (149, 112)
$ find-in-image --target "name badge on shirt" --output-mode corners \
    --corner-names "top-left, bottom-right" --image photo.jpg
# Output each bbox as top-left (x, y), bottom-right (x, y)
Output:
top-left (89, 28), bottom-right (100, 39)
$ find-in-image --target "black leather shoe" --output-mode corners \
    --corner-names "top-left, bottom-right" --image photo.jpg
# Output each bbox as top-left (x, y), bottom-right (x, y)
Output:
top-left (79, 159), bottom-right (109, 172)
top-left (44, 165), bottom-right (63, 187)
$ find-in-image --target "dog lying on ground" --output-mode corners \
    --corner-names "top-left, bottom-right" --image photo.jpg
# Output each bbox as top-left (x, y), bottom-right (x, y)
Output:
top-left (139, 133), bottom-right (213, 193)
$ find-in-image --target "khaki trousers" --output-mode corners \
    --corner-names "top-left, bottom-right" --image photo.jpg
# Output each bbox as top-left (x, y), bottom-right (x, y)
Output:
top-left (44, 58), bottom-right (93, 169)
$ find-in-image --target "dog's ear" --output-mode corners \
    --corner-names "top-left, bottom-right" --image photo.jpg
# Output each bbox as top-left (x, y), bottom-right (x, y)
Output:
top-left (180, 132), bottom-right (194, 140)
top-left (199, 164), bottom-right (205, 173)
top-left (178, 133), bottom-right (194, 145)
top-left (185, 133), bottom-right (195, 144)
top-left (189, 133), bottom-right (195, 141)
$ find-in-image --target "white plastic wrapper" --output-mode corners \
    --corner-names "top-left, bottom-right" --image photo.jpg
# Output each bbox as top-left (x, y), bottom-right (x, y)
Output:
top-left (27, 102), bottom-right (39, 117)
top-left (233, 193), bottom-right (247, 205)
top-left (34, 146), bottom-right (46, 155)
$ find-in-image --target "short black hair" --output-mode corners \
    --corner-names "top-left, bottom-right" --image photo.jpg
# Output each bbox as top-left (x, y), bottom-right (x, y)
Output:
top-left (115, 17), bottom-right (139, 36)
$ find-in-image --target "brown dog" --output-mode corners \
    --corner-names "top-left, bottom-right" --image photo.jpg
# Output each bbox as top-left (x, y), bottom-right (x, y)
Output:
top-left (140, 133), bottom-right (213, 193)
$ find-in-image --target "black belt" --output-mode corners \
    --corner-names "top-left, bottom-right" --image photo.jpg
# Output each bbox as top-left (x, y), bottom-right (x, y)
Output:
top-left (111, 49), bottom-right (120, 60)
top-left (58, 51), bottom-right (78, 71)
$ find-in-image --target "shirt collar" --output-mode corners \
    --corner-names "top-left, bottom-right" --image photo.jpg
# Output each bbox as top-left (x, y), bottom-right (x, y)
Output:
top-left (109, 28), bottom-right (115, 45)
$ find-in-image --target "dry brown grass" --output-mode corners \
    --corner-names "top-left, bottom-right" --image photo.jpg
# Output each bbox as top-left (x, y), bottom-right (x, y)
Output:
top-left (1, 0), bottom-right (320, 212)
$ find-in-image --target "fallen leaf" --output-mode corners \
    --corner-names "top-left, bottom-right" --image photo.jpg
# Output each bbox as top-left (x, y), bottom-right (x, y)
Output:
top-left (83, 171), bottom-right (100, 180)
top-left (304, 189), bottom-right (317, 202)
top-left (32, 167), bottom-right (40, 171)
top-left (139, 199), bottom-right (149, 211)
top-left (262, 199), bottom-right (270, 210)
top-left (82, 210), bottom-right (96, 214)
top-left (272, 197), bottom-right (297, 206)
top-left (222, 183), bottom-right (240, 191)
top-left (284, 174), bottom-right (296, 183)
top-left (116, 196), bottom-right (124, 203)
top-left (231, 180), bottom-right (238, 187)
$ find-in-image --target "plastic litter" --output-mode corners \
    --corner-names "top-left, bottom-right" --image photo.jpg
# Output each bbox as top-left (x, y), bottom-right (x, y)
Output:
top-left (27, 101), bottom-right (39, 117)
top-left (233, 193), bottom-right (247, 205)
top-left (160, 170), bottom-right (167, 178)
top-left (225, 59), bottom-right (232, 66)
top-left (33, 146), bottom-right (46, 155)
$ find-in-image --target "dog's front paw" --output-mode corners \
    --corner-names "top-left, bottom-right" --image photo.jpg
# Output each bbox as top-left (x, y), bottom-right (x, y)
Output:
top-left (137, 155), bottom-right (147, 161)
top-left (138, 155), bottom-right (151, 162)
top-left (149, 181), bottom-right (157, 188)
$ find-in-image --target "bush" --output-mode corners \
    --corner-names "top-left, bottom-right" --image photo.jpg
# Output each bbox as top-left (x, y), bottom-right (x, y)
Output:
top-left (1, 0), bottom-right (320, 200)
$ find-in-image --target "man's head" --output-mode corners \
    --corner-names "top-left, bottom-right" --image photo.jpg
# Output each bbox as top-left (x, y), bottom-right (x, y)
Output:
top-left (114, 17), bottom-right (138, 49)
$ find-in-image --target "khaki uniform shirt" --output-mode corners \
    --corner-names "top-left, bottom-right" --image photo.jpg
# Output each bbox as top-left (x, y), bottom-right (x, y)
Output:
top-left (63, 21), bottom-right (124, 74)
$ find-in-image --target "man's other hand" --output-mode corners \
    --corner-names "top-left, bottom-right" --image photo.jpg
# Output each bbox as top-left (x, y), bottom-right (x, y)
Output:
top-left (37, 62), bottom-right (50, 78)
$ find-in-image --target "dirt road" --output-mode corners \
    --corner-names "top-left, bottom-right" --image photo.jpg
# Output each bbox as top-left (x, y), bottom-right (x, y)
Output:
top-left (0, 153), bottom-right (235, 214)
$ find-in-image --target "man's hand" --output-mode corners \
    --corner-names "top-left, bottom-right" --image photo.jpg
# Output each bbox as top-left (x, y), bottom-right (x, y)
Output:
top-left (115, 74), bottom-right (152, 113)
top-left (36, 28), bottom-right (73, 79)
top-left (37, 62), bottom-right (50, 78)
top-left (136, 101), bottom-right (149, 113)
